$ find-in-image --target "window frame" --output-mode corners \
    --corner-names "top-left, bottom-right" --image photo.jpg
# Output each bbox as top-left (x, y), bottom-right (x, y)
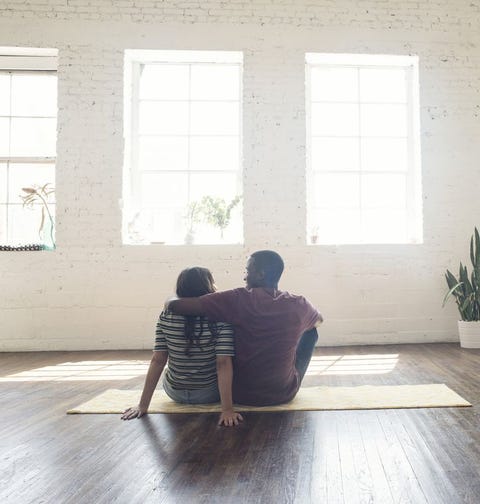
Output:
top-left (123, 50), bottom-right (243, 246)
top-left (0, 48), bottom-right (57, 246)
top-left (305, 53), bottom-right (423, 245)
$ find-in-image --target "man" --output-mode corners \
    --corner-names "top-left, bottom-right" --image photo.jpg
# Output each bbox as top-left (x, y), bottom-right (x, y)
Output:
top-left (166, 250), bottom-right (323, 406)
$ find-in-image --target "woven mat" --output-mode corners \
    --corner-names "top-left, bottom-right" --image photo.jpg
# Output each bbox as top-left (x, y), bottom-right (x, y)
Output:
top-left (67, 383), bottom-right (471, 414)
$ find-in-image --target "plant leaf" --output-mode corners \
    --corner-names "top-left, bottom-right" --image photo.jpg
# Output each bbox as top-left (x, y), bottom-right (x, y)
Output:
top-left (445, 269), bottom-right (460, 290)
top-left (442, 281), bottom-right (464, 307)
top-left (475, 227), bottom-right (480, 271)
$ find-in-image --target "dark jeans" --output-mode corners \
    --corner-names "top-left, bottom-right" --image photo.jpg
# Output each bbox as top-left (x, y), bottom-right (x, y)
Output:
top-left (295, 328), bottom-right (319, 384)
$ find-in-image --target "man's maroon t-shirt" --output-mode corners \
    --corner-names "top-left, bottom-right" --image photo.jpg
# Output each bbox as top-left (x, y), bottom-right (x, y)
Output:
top-left (198, 287), bottom-right (320, 406)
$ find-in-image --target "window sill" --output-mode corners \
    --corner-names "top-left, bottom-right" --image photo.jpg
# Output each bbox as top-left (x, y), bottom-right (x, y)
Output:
top-left (0, 244), bottom-right (55, 251)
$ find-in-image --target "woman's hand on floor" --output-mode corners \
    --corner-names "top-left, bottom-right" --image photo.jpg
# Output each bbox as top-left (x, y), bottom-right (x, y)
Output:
top-left (218, 409), bottom-right (243, 427)
top-left (121, 406), bottom-right (147, 420)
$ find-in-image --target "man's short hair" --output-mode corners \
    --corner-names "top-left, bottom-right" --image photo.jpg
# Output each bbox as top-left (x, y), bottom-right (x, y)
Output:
top-left (250, 250), bottom-right (284, 285)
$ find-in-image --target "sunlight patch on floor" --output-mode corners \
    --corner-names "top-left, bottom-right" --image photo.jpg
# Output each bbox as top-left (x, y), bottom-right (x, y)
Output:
top-left (306, 354), bottom-right (399, 376)
top-left (0, 360), bottom-right (150, 382)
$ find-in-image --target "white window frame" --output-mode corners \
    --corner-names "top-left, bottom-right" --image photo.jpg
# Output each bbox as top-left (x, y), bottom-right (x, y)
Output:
top-left (0, 47), bottom-right (58, 246)
top-left (305, 53), bottom-right (423, 245)
top-left (123, 50), bottom-right (243, 245)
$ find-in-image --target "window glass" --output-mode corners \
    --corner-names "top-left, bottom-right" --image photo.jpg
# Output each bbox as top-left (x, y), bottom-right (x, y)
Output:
top-left (311, 137), bottom-right (359, 172)
top-left (139, 64), bottom-right (189, 100)
top-left (11, 73), bottom-right (57, 117)
top-left (0, 73), bottom-right (10, 115)
top-left (190, 64), bottom-right (240, 100)
top-left (138, 101), bottom-right (189, 135)
top-left (10, 118), bottom-right (57, 157)
top-left (307, 54), bottom-right (421, 245)
top-left (8, 163), bottom-right (55, 203)
top-left (138, 136), bottom-right (189, 171)
top-left (0, 118), bottom-right (9, 156)
top-left (311, 103), bottom-right (359, 137)
top-left (0, 54), bottom-right (57, 247)
top-left (190, 102), bottom-right (239, 136)
top-left (359, 68), bottom-right (407, 103)
top-left (0, 163), bottom-right (7, 203)
top-left (361, 138), bottom-right (408, 172)
top-left (310, 67), bottom-right (358, 102)
top-left (124, 51), bottom-right (243, 245)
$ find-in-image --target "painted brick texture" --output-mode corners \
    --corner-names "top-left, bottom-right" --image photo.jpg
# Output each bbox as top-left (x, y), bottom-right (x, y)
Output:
top-left (0, 1), bottom-right (479, 350)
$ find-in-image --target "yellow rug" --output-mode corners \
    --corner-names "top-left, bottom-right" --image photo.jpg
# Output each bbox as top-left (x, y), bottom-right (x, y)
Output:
top-left (67, 384), bottom-right (471, 414)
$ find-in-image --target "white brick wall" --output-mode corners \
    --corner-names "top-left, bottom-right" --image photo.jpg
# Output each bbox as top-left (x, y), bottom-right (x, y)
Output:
top-left (1, 1), bottom-right (479, 350)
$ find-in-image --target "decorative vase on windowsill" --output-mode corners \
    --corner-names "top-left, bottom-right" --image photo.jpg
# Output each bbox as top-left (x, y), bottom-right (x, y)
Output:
top-left (443, 227), bottom-right (480, 348)
top-left (20, 184), bottom-right (56, 250)
top-left (40, 215), bottom-right (55, 250)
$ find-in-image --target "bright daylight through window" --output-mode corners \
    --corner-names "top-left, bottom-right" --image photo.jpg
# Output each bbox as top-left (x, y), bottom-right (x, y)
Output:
top-left (306, 53), bottom-right (422, 245)
top-left (123, 50), bottom-right (243, 245)
top-left (0, 48), bottom-right (57, 250)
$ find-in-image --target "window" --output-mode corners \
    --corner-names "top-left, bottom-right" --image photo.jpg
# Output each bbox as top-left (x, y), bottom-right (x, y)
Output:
top-left (123, 50), bottom-right (243, 245)
top-left (0, 47), bottom-right (57, 249)
top-left (306, 53), bottom-right (422, 245)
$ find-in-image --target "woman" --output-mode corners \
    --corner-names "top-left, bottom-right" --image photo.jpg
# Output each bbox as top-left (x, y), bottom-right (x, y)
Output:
top-left (121, 267), bottom-right (243, 427)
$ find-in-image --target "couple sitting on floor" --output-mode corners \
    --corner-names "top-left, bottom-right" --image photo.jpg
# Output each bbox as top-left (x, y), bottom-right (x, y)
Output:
top-left (121, 250), bottom-right (323, 427)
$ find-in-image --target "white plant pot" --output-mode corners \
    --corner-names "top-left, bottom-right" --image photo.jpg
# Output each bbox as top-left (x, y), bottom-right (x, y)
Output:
top-left (458, 320), bottom-right (480, 348)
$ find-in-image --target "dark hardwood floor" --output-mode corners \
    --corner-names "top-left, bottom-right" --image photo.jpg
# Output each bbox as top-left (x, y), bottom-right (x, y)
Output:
top-left (2, 343), bottom-right (480, 503)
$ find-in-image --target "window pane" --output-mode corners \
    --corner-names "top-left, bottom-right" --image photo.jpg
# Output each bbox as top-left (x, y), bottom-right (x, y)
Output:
top-left (189, 173), bottom-right (238, 201)
top-left (0, 118), bottom-right (10, 156)
top-left (0, 163), bottom-right (6, 202)
top-left (314, 173), bottom-right (360, 209)
top-left (311, 137), bottom-right (359, 172)
top-left (360, 104), bottom-right (407, 137)
top-left (139, 64), bottom-right (189, 100)
top-left (149, 207), bottom-right (185, 244)
top-left (190, 102), bottom-right (239, 135)
top-left (311, 103), bottom-right (359, 137)
top-left (190, 136), bottom-right (239, 171)
top-left (362, 174), bottom-right (406, 209)
top-left (312, 208), bottom-right (361, 244)
top-left (11, 73), bottom-right (57, 117)
top-left (310, 67), bottom-right (358, 102)
top-left (360, 68), bottom-right (407, 103)
top-left (190, 65), bottom-right (240, 101)
top-left (0, 73), bottom-right (10, 115)
top-left (138, 136), bottom-right (188, 171)
top-left (10, 118), bottom-right (57, 156)
top-left (141, 172), bottom-right (188, 207)
top-left (362, 208), bottom-right (407, 243)
top-left (8, 204), bottom-right (44, 244)
top-left (0, 204), bottom-right (6, 243)
top-left (361, 138), bottom-right (408, 172)
top-left (139, 101), bottom-right (189, 135)
top-left (8, 164), bottom-right (55, 204)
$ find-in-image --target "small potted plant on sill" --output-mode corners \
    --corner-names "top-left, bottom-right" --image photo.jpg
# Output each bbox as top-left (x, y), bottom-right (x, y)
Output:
top-left (20, 183), bottom-right (56, 250)
top-left (443, 227), bottom-right (480, 348)
top-left (184, 201), bottom-right (201, 245)
top-left (194, 195), bottom-right (241, 240)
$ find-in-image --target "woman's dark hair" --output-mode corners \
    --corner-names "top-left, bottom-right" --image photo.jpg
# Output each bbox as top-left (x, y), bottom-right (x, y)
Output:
top-left (175, 267), bottom-right (218, 355)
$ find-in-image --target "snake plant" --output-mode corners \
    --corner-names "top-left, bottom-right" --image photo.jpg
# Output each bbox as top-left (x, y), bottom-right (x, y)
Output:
top-left (443, 227), bottom-right (480, 321)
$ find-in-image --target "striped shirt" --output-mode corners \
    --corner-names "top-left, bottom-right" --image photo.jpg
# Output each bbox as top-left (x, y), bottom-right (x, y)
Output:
top-left (154, 310), bottom-right (234, 390)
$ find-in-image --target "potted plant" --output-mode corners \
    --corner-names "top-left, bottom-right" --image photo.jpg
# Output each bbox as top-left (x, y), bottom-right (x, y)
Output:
top-left (194, 195), bottom-right (241, 240)
top-left (184, 201), bottom-right (201, 245)
top-left (310, 225), bottom-right (319, 244)
top-left (443, 227), bottom-right (480, 348)
top-left (20, 183), bottom-right (55, 249)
